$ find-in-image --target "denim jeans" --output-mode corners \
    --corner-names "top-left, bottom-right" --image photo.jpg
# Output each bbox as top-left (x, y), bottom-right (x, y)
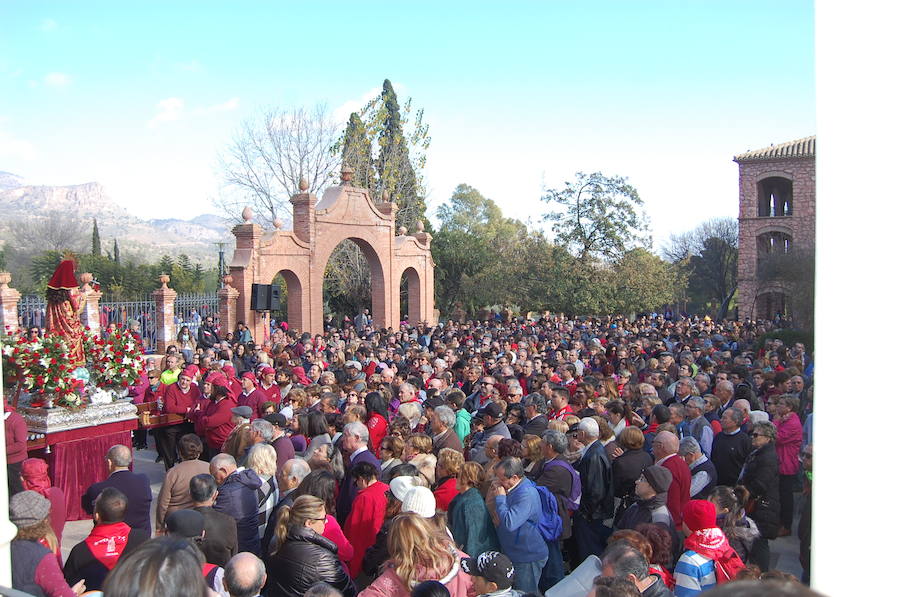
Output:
top-left (539, 539), bottom-right (565, 592)
top-left (512, 557), bottom-right (548, 594)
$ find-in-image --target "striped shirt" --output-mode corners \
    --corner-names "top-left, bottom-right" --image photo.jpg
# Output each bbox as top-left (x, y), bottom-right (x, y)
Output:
top-left (674, 550), bottom-right (717, 597)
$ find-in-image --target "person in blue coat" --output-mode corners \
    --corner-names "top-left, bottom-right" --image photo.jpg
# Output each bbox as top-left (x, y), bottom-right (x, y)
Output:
top-left (210, 452), bottom-right (263, 555)
top-left (488, 456), bottom-right (548, 594)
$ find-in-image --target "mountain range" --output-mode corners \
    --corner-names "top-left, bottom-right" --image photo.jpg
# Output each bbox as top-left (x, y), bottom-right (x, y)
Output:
top-left (0, 171), bottom-right (233, 264)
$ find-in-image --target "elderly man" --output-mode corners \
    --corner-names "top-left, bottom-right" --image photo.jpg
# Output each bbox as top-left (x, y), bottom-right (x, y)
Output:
top-left (263, 413), bottom-right (294, 472)
top-left (536, 429), bottom-right (580, 591)
top-left (710, 407), bottom-right (752, 486)
top-left (468, 402), bottom-right (511, 465)
top-left (573, 417), bottom-right (615, 563)
top-left (464, 375), bottom-right (497, 412)
top-left (714, 380), bottom-right (736, 415)
top-left (684, 396), bottom-right (713, 456)
top-left (224, 552), bottom-right (267, 597)
top-left (261, 458), bottom-right (310, 554)
top-left (599, 542), bottom-right (674, 597)
top-left (210, 453), bottom-right (263, 555)
top-left (336, 420), bottom-right (381, 524)
top-left (679, 437), bottom-right (718, 499)
top-left (189, 473), bottom-right (237, 566)
top-left (489, 457), bottom-right (548, 594)
top-left (397, 382), bottom-right (420, 406)
top-left (82, 445), bottom-right (152, 535)
top-left (430, 405), bottom-right (463, 454)
top-left (651, 430), bottom-right (690, 528)
top-left (667, 376), bottom-right (695, 406)
top-left (522, 393), bottom-right (549, 437)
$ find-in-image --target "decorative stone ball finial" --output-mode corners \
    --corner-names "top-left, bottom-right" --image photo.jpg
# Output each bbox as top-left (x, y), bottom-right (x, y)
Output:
top-left (80, 272), bottom-right (94, 286)
top-left (0, 272), bottom-right (10, 289)
top-left (299, 179), bottom-right (309, 192)
top-left (241, 206), bottom-right (254, 223)
top-left (415, 220), bottom-right (425, 233)
top-left (223, 274), bottom-right (234, 287)
top-left (273, 219), bottom-right (283, 230)
top-left (398, 226), bottom-right (408, 236)
top-left (159, 274), bottom-right (170, 289)
top-left (340, 165), bottom-right (355, 183)
top-left (381, 190), bottom-right (390, 202)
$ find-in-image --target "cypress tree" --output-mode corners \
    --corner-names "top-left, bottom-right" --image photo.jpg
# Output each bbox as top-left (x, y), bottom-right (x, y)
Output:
top-left (113, 239), bottom-right (120, 264)
top-left (92, 219), bottom-right (101, 256)
top-left (341, 112), bottom-right (376, 190)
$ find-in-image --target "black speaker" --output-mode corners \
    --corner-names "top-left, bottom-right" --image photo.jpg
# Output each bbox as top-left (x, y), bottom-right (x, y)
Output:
top-left (250, 283), bottom-right (271, 311)
top-left (269, 284), bottom-right (281, 312)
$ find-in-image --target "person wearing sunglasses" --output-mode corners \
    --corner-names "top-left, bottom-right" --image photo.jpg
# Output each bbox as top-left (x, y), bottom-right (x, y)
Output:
top-left (736, 420), bottom-right (780, 571)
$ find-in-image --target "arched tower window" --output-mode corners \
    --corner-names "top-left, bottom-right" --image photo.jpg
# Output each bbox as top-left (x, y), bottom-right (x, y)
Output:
top-left (757, 177), bottom-right (793, 217)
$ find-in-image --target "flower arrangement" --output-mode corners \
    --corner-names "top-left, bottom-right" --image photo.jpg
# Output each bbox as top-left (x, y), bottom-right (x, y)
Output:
top-left (1, 334), bottom-right (85, 408)
top-left (83, 325), bottom-right (145, 389)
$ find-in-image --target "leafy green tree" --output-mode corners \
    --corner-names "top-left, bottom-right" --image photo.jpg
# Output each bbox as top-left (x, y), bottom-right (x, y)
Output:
top-left (341, 112), bottom-right (376, 190)
top-left (113, 239), bottom-right (120, 264)
top-left (92, 219), bottom-right (101, 256)
top-left (601, 248), bottom-right (683, 316)
top-left (541, 171), bottom-right (649, 264)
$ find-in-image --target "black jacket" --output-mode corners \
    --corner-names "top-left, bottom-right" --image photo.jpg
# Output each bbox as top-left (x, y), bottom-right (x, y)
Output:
top-left (523, 414), bottom-right (549, 437)
top-left (266, 525), bottom-right (357, 597)
top-left (197, 324), bottom-right (220, 350)
top-left (63, 527), bottom-right (148, 591)
top-left (81, 470), bottom-right (152, 536)
top-left (739, 441), bottom-right (780, 539)
top-left (612, 448), bottom-right (652, 500)
top-left (193, 506), bottom-right (238, 566)
top-left (711, 430), bottom-right (752, 487)
top-left (575, 439), bottom-right (614, 522)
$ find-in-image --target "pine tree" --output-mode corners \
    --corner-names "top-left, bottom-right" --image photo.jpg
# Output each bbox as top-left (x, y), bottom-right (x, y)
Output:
top-left (92, 219), bottom-right (101, 256)
top-left (113, 239), bottom-right (120, 264)
top-left (341, 112), bottom-right (376, 190)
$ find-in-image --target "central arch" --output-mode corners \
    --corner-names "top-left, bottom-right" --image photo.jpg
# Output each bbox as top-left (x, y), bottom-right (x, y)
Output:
top-left (317, 236), bottom-right (387, 328)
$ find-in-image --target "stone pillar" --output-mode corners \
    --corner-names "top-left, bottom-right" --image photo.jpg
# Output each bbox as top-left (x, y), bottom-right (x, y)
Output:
top-left (151, 275), bottom-right (177, 355)
top-left (218, 275), bottom-right (240, 335)
top-left (231, 209), bottom-right (265, 342)
top-left (80, 273), bottom-right (102, 332)
top-left (290, 179), bottom-right (317, 246)
top-left (0, 272), bottom-right (21, 335)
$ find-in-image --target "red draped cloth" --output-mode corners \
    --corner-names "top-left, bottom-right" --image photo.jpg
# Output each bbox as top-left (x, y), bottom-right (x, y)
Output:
top-left (30, 420), bottom-right (135, 521)
top-left (45, 291), bottom-right (86, 366)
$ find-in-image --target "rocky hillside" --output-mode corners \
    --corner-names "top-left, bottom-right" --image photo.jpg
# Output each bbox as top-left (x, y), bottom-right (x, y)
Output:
top-left (0, 172), bottom-right (232, 264)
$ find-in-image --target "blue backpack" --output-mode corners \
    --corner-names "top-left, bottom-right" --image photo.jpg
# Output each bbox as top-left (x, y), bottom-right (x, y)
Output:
top-left (534, 484), bottom-right (563, 542)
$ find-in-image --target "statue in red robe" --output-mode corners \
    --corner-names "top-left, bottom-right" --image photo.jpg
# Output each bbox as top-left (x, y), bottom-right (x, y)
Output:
top-left (45, 257), bottom-right (86, 366)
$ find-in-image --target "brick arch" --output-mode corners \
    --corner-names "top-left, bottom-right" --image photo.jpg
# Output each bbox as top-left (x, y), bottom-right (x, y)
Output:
top-left (755, 170), bottom-right (794, 183)
top-left (228, 167), bottom-right (435, 338)
top-left (400, 266), bottom-right (424, 324)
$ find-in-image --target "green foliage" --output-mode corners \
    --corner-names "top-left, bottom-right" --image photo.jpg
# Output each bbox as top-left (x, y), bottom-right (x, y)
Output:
top-left (341, 112), bottom-right (376, 189)
top-left (542, 171), bottom-right (650, 263)
top-left (91, 219), bottom-right (101, 257)
top-left (113, 239), bottom-right (120, 264)
top-left (600, 248), bottom-right (684, 316)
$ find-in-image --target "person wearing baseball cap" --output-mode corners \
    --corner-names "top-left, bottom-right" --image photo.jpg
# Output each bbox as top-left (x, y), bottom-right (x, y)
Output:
top-left (468, 401), bottom-right (510, 465)
top-left (461, 551), bottom-right (523, 597)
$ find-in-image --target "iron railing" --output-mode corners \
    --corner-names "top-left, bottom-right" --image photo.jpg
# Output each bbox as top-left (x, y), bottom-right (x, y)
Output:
top-left (173, 293), bottom-right (219, 338)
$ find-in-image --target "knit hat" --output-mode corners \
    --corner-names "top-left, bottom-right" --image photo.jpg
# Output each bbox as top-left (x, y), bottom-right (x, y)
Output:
top-left (683, 499), bottom-right (717, 532)
top-left (389, 476), bottom-right (418, 502)
top-left (642, 465), bottom-right (673, 494)
top-left (9, 490), bottom-right (51, 528)
top-left (165, 508), bottom-right (205, 538)
top-left (461, 551), bottom-right (516, 590)
top-left (260, 366), bottom-right (276, 375)
top-left (401, 486), bottom-right (436, 518)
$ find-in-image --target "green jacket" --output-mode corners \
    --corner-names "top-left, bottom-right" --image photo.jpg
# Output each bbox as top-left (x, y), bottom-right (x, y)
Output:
top-left (447, 487), bottom-right (500, 558)
top-left (454, 408), bottom-right (471, 446)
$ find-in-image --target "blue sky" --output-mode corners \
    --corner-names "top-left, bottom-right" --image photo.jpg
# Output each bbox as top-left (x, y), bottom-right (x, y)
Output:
top-left (0, 1), bottom-right (814, 249)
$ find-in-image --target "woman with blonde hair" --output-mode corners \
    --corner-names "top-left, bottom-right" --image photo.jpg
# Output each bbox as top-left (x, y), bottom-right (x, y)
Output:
top-left (246, 443), bottom-right (279, 540)
top-left (521, 434), bottom-right (543, 478)
top-left (433, 448), bottom-right (463, 511)
top-left (360, 513), bottom-right (473, 597)
top-left (267, 495), bottom-right (356, 597)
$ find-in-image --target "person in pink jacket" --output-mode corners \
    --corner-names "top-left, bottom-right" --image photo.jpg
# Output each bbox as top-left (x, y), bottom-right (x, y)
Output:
top-left (773, 395), bottom-right (802, 537)
top-left (360, 512), bottom-right (473, 597)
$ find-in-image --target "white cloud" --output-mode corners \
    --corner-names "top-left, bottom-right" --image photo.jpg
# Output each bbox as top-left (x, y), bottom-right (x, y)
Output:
top-left (0, 129), bottom-right (37, 160)
top-left (43, 72), bottom-right (71, 87)
top-left (147, 97), bottom-right (185, 127)
top-left (39, 19), bottom-right (58, 32)
top-left (332, 86), bottom-right (382, 124)
top-left (197, 97), bottom-right (240, 114)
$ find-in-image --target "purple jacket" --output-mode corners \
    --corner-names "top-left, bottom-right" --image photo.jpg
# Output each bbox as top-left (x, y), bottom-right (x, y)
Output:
top-left (271, 435), bottom-right (296, 473)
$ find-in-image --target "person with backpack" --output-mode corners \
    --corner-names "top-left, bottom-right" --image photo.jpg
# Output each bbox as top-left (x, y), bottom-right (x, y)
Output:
top-left (535, 429), bottom-right (582, 592)
top-left (487, 456), bottom-right (548, 594)
top-left (673, 500), bottom-right (745, 596)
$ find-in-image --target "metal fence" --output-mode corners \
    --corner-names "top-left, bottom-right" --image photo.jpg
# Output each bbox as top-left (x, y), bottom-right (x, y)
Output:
top-left (173, 293), bottom-right (219, 338)
top-left (15, 292), bottom-right (219, 352)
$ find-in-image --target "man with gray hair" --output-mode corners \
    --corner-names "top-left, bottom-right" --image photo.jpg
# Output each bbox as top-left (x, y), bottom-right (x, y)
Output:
top-left (685, 396), bottom-right (713, 456)
top-left (336, 420), bottom-right (380, 524)
top-left (430, 405), bottom-right (462, 454)
top-left (261, 458), bottom-right (311, 553)
top-left (522, 392), bottom-right (549, 436)
top-left (711, 407), bottom-right (752, 486)
top-left (536, 429), bottom-right (581, 590)
top-left (679, 437), bottom-right (718, 499)
top-left (224, 552), bottom-right (266, 597)
top-left (572, 416), bottom-right (615, 563)
top-left (714, 379), bottom-right (736, 415)
top-left (210, 452), bottom-right (263, 555)
top-left (81, 444), bottom-right (152, 535)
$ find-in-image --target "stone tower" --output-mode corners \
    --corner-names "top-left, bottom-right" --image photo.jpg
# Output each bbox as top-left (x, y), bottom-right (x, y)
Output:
top-left (734, 136), bottom-right (815, 321)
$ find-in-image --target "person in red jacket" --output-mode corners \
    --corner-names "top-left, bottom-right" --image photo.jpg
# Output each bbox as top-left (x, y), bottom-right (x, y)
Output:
top-left (365, 392), bottom-right (389, 459)
top-left (433, 448), bottom-right (462, 512)
top-left (5, 399), bottom-right (28, 495)
top-left (343, 460), bottom-right (389, 578)
top-left (159, 372), bottom-right (200, 470)
top-left (651, 430), bottom-right (691, 528)
top-left (197, 384), bottom-right (237, 456)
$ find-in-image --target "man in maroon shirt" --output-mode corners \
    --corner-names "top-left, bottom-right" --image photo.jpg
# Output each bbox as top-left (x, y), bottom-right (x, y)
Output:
top-left (257, 366), bottom-right (280, 404)
top-left (159, 372), bottom-right (200, 469)
top-left (237, 373), bottom-right (266, 419)
top-left (5, 401), bottom-right (28, 494)
top-left (651, 430), bottom-right (691, 528)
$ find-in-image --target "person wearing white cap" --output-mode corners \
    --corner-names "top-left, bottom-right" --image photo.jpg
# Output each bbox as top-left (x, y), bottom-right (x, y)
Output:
top-left (401, 486), bottom-right (436, 519)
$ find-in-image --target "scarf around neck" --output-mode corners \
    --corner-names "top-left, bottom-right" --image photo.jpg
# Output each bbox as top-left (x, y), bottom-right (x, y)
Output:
top-left (86, 521), bottom-right (131, 570)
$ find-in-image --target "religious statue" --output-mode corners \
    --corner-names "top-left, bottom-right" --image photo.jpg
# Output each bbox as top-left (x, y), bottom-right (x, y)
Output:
top-left (45, 256), bottom-right (87, 366)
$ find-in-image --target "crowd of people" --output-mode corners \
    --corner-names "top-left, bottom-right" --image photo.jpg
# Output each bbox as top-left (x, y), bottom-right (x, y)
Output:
top-left (5, 312), bottom-right (818, 597)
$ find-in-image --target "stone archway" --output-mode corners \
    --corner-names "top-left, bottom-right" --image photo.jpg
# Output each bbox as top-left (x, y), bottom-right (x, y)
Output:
top-left (226, 166), bottom-right (435, 338)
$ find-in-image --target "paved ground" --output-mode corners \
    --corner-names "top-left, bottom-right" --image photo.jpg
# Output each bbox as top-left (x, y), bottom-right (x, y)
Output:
top-left (61, 439), bottom-right (805, 579)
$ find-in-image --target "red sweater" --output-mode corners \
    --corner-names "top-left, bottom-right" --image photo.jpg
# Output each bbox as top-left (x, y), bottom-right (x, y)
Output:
top-left (366, 414), bottom-right (388, 459)
top-left (163, 384), bottom-right (199, 415)
top-left (659, 453), bottom-right (691, 527)
top-left (344, 480), bottom-right (388, 578)
top-left (198, 397), bottom-right (238, 450)
top-left (5, 410), bottom-right (28, 464)
top-left (433, 477), bottom-right (460, 512)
